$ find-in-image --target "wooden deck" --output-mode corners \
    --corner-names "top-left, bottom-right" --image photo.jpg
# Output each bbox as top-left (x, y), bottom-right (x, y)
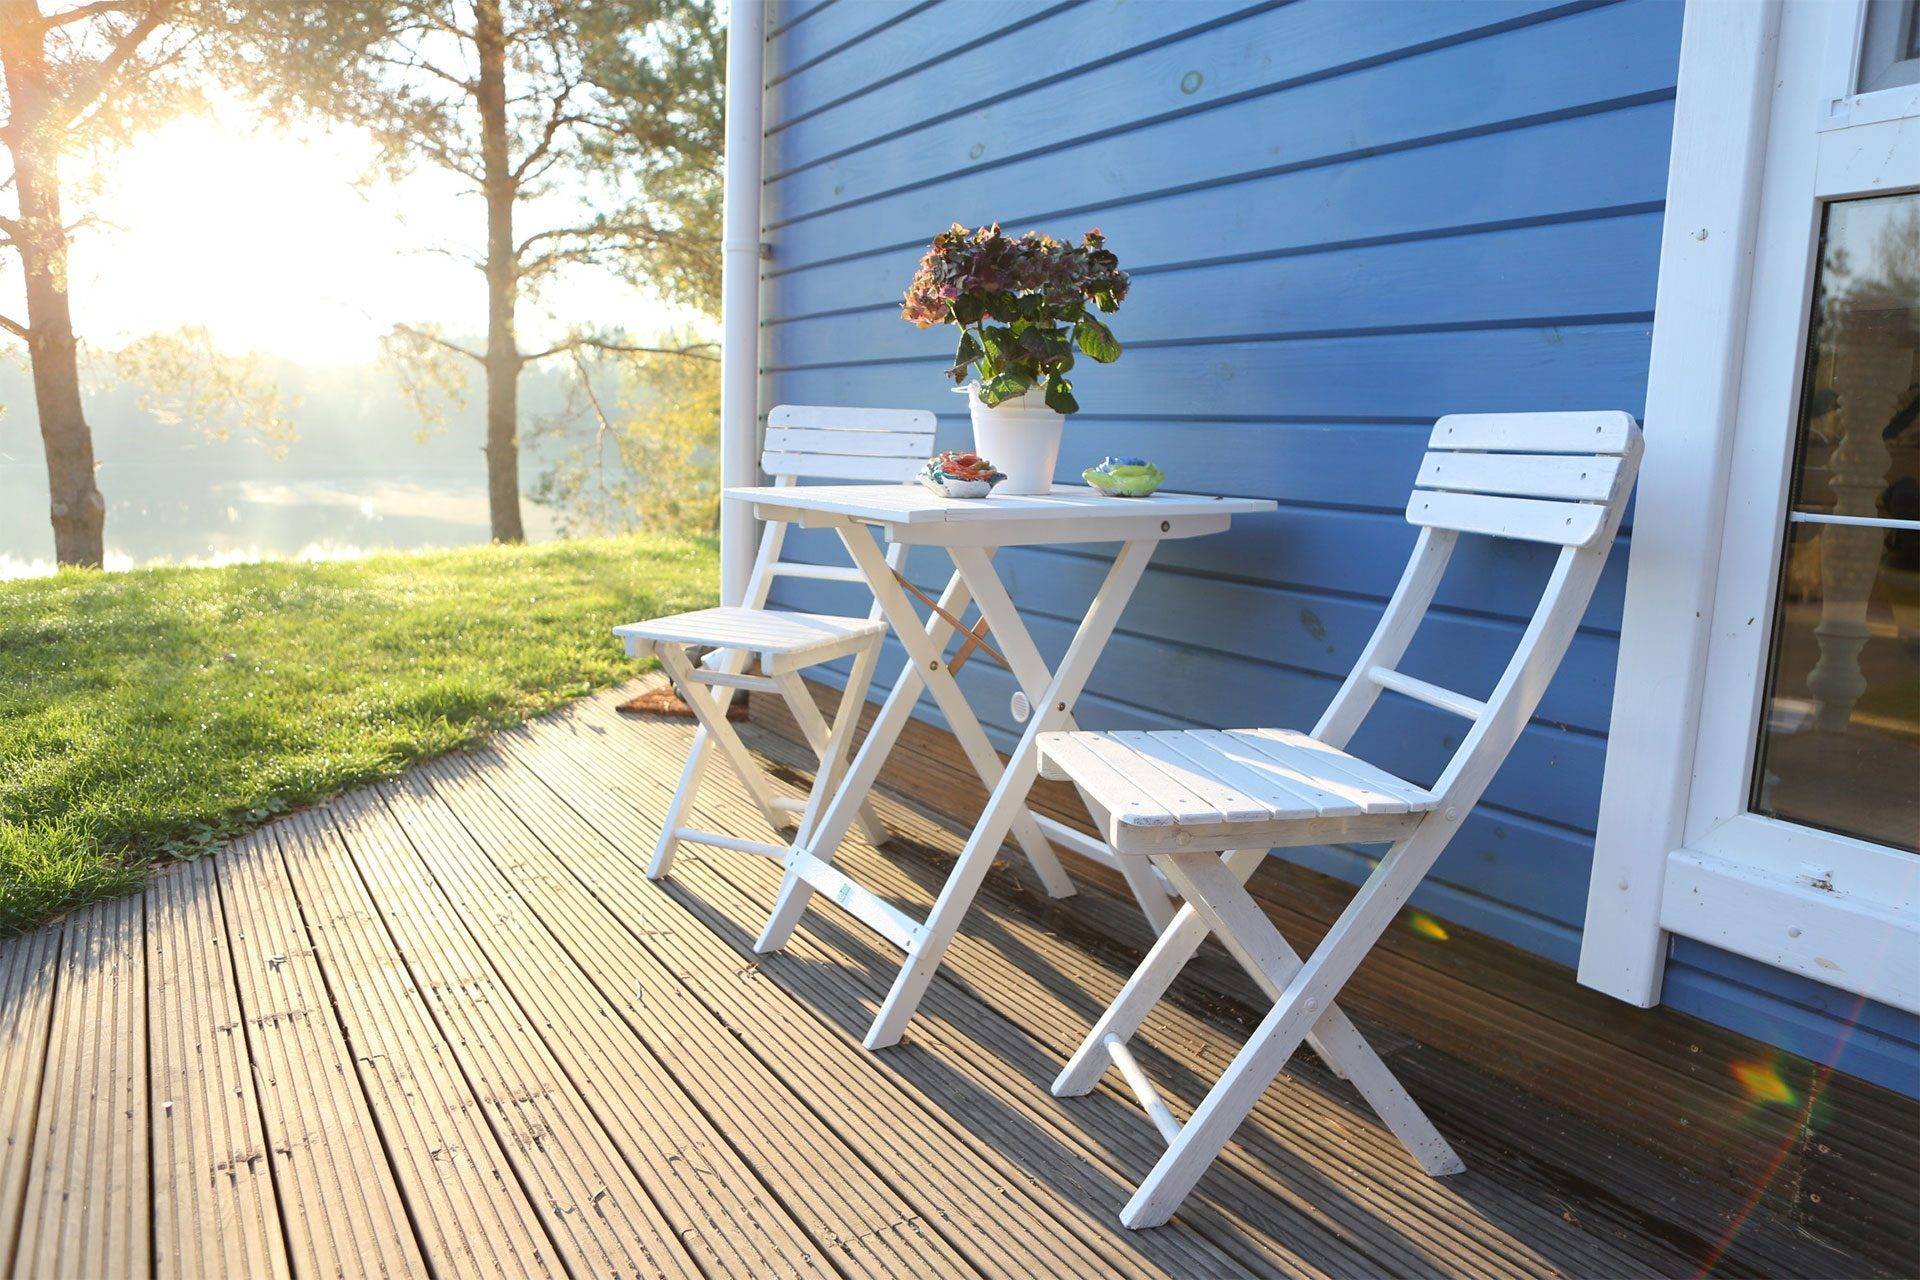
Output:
top-left (0, 681), bottom-right (1904, 1279)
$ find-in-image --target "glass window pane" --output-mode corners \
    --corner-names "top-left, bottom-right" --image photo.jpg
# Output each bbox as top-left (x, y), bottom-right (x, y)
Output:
top-left (1859, 0), bottom-right (1920, 94)
top-left (1751, 195), bottom-right (1920, 852)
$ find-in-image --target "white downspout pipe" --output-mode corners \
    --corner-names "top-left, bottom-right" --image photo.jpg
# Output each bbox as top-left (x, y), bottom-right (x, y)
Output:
top-left (718, 0), bottom-right (765, 607)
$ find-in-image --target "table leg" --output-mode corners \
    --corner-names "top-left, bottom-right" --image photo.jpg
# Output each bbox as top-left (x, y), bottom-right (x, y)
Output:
top-left (757, 536), bottom-right (1069, 951)
top-left (864, 538), bottom-right (1159, 1048)
top-left (753, 557), bottom-right (975, 953)
top-left (948, 544), bottom-right (1181, 932)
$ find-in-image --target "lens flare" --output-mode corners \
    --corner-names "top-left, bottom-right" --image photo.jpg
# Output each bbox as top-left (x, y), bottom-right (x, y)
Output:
top-left (1406, 911), bottom-right (1449, 942)
top-left (1730, 1057), bottom-right (1798, 1107)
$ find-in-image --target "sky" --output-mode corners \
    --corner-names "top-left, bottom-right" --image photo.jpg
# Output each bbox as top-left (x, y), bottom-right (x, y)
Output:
top-left (14, 101), bottom-right (695, 366)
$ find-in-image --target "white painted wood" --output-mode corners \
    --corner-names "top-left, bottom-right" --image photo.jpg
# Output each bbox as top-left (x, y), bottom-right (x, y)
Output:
top-left (730, 482), bottom-right (1275, 528)
top-left (716, 0), bottom-right (763, 610)
top-left (1428, 410), bottom-right (1638, 453)
top-left (1660, 848), bottom-right (1920, 1010)
top-left (615, 607), bottom-right (884, 665)
top-left (1313, 528), bottom-right (1458, 749)
top-left (672, 829), bottom-right (788, 858)
top-left (787, 852), bottom-right (923, 952)
top-left (1366, 667), bottom-right (1488, 721)
top-left (762, 451), bottom-right (924, 482)
top-left (688, 669), bottom-right (781, 693)
top-left (948, 546), bottom-right (1180, 928)
top-left (1415, 452), bottom-right (1625, 502)
top-left (656, 643), bottom-right (790, 835)
top-left (863, 539), bottom-right (1158, 1050)
top-left (1154, 852), bottom-right (1463, 1178)
top-left (769, 666), bottom-right (889, 849)
top-left (767, 404), bottom-right (936, 433)
top-left (1406, 489), bottom-right (1609, 548)
top-left (1054, 847), bottom-right (1270, 1096)
top-left (767, 562), bottom-right (868, 583)
top-left (1585, 0), bottom-right (1920, 1011)
top-left (755, 565), bottom-right (986, 956)
top-left (1032, 408), bottom-right (1638, 1227)
top-left (1105, 1038), bottom-right (1182, 1143)
top-left (631, 411), bottom-right (928, 884)
top-left (764, 427), bottom-right (931, 457)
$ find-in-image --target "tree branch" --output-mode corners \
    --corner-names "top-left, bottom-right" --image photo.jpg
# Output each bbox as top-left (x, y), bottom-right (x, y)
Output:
top-left (0, 313), bottom-right (31, 341)
top-left (390, 322), bottom-right (483, 362)
top-left (58, 0), bottom-right (177, 130)
top-left (521, 335), bottom-right (719, 364)
top-left (45, 0), bottom-right (145, 26)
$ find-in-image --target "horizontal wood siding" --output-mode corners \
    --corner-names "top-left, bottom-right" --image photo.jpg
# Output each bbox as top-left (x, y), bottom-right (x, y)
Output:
top-left (758, 0), bottom-right (1920, 1095)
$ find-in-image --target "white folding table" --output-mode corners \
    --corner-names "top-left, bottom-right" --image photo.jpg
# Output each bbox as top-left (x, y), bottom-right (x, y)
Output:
top-left (727, 482), bottom-right (1275, 1049)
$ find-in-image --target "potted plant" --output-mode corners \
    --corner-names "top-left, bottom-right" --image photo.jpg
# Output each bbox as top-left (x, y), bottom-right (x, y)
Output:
top-left (902, 223), bottom-right (1129, 494)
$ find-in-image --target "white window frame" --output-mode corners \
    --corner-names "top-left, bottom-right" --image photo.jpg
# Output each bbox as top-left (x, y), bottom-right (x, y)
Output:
top-left (1580, 0), bottom-right (1920, 1014)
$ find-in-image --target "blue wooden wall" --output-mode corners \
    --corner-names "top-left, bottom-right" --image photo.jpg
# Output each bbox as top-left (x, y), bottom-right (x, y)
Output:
top-left (756, 0), bottom-right (1919, 1095)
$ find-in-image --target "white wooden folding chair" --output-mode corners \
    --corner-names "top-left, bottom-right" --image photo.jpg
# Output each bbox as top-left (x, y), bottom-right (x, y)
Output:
top-left (614, 405), bottom-right (934, 883)
top-left (1037, 410), bottom-right (1642, 1228)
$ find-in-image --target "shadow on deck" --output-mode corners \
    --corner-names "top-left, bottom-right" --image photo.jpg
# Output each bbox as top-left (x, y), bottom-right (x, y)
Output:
top-left (0, 681), bottom-right (1909, 1279)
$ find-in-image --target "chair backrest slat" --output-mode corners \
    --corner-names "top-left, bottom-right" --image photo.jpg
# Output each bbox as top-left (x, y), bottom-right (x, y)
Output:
top-left (1408, 489), bottom-right (1609, 548)
top-left (762, 404), bottom-right (935, 482)
top-left (1414, 452), bottom-right (1624, 502)
top-left (1317, 410), bottom-right (1642, 807)
top-left (1404, 410), bottom-right (1640, 551)
top-left (742, 405), bottom-right (937, 627)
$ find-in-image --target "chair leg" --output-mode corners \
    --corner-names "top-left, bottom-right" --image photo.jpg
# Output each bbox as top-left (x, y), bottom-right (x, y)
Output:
top-left (649, 724), bottom-right (711, 879)
top-left (770, 670), bottom-right (891, 847)
top-left (1054, 848), bottom-right (1268, 1096)
top-left (1156, 852), bottom-right (1462, 1180)
top-left (1121, 829), bottom-right (1457, 1228)
top-left (756, 643), bottom-right (883, 952)
top-left (656, 644), bottom-right (790, 838)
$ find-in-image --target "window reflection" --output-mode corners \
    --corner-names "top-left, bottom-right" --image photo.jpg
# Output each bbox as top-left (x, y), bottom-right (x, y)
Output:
top-left (1751, 194), bottom-right (1920, 852)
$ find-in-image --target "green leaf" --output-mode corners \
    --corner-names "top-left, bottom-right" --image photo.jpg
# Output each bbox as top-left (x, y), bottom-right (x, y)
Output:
top-left (980, 371), bottom-right (1032, 405)
top-left (948, 330), bottom-right (982, 379)
top-left (980, 325), bottom-right (1014, 357)
top-left (1044, 375), bottom-right (1079, 415)
top-left (952, 294), bottom-right (984, 326)
top-left (1073, 316), bottom-right (1122, 363)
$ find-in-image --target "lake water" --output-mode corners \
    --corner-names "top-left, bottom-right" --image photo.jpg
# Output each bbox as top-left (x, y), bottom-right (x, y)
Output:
top-left (1, 359), bottom-right (570, 578)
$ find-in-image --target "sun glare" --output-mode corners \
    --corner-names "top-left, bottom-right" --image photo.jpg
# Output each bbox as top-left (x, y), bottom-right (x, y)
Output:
top-left (52, 103), bottom-right (680, 366)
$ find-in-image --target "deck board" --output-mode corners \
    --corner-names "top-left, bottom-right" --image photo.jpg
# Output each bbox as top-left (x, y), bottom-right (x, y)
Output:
top-left (12, 894), bottom-right (148, 1280)
top-left (147, 857), bottom-right (289, 1280)
top-left (412, 751), bottom-right (974, 1280)
top-left (367, 769), bottom-right (830, 1278)
top-left (316, 788), bottom-right (704, 1279)
top-left (0, 923), bottom-right (59, 1279)
top-left (216, 826), bottom-right (425, 1279)
top-left (547, 695), bottom-right (1647, 1280)
top-left (266, 809), bottom-right (560, 1280)
top-left (2, 679), bottom-right (1907, 1280)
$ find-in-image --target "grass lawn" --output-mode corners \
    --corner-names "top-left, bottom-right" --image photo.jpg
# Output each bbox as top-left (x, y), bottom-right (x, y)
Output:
top-left (0, 533), bottom-right (717, 936)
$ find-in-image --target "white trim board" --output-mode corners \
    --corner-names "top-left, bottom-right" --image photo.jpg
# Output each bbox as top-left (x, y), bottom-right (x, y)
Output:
top-left (1580, 0), bottom-right (1920, 1015)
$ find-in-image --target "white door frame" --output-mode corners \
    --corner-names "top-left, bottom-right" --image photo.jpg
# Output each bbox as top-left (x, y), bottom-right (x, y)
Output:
top-left (1581, 0), bottom-right (1920, 1013)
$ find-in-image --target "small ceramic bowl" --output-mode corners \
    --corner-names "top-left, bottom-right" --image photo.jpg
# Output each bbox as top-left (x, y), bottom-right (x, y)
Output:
top-left (919, 450), bottom-right (1006, 498)
top-left (1083, 456), bottom-right (1165, 497)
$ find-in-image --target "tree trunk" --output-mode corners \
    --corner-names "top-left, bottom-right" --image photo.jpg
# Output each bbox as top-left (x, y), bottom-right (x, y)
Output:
top-left (473, 0), bottom-right (524, 544)
top-left (1, 12), bottom-right (106, 568)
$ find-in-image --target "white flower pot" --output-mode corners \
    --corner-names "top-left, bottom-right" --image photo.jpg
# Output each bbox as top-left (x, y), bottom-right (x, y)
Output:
top-left (962, 384), bottom-right (1064, 495)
